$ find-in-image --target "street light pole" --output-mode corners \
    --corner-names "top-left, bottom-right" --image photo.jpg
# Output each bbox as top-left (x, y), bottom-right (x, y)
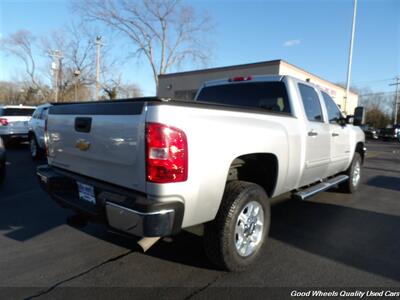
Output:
top-left (74, 69), bottom-right (81, 102)
top-left (345, 0), bottom-right (358, 114)
top-left (49, 50), bottom-right (63, 103)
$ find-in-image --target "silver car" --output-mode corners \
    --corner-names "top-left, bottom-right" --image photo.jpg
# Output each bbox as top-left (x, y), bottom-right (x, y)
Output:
top-left (0, 105), bottom-right (36, 146)
top-left (28, 103), bottom-right (51, 159)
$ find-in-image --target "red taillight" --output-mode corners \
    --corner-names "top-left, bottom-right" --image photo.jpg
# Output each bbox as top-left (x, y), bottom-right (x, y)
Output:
top-left (146, 122), bottom-right (188, 183)
top-left (0, 118), bottom-right (8, 126)
top-left (228, 76), bottom-right (253, 82)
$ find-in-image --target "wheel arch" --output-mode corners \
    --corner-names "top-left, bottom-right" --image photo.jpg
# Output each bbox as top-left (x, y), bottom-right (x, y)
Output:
top-left (226, 153), bottom-right (279, 198)
top-left (355, 141), bottom-right (366, 164)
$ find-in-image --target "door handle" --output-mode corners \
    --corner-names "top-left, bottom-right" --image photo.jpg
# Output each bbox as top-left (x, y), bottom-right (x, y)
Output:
top-left (75, 117), bottom-right (92, 133)
top-left (332, 133), bottom-right (339, 137)
top-left (308, 131), bottom-right (318, 137)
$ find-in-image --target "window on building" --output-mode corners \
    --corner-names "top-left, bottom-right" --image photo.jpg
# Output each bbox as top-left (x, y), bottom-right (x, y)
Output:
top-left (298, 84), bottom-right (323, 122)
top-left (174, 90), bottom-right (198, 101)
top-left (321, 92), bottom-right (343, 124)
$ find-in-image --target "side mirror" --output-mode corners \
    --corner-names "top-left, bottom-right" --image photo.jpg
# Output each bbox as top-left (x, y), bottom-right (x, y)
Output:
top-left (353, 106), bottom-right (365, 126)
top-left (337, 116), bottom-right (353, 126)
top-left (346, 115), bottom-right (354, 124)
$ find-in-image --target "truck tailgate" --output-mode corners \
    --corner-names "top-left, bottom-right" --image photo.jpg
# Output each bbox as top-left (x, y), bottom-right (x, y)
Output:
top-left (46, 101), bottom-right (147, 192)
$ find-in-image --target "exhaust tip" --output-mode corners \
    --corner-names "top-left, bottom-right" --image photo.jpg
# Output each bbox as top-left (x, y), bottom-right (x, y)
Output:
top-left (137, 237), bottom-right (161, 252)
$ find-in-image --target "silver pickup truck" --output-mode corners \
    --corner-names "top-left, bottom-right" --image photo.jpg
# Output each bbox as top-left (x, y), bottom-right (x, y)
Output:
top-left (37, 75), bottom-right (365, 271)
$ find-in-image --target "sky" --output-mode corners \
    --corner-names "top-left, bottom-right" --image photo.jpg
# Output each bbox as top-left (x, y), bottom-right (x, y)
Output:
top-left (0, 0), bottom-right (399, 96)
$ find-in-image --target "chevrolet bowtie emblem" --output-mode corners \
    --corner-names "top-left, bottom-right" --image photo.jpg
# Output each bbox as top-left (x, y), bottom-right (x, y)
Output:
top-left (75, 139), bottom-right (91, 151)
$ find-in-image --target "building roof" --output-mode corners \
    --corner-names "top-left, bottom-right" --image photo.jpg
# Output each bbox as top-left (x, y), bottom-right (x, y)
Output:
top-left (158, 59), bottom-right (357, 96)
top-left (158, 59), bottom-right (282, 78)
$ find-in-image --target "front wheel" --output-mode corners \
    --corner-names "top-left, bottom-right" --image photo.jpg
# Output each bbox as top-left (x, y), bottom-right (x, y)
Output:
top-left (339, 152), bottom-right (362, 193)
top-left (203, 181), bottom-right (270, 272)
top-left (29, 135), bottom-right (41, 160)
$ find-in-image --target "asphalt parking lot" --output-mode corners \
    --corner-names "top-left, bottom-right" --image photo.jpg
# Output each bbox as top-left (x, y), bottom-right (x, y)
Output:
top-left (0, 140), bottom-right (399, 299)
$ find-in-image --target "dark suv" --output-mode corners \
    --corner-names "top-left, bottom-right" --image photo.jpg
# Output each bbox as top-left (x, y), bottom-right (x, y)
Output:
top-left (360, 124), bottom-right (379, 140)
top-left (379, 124), bottom-right (400, 141)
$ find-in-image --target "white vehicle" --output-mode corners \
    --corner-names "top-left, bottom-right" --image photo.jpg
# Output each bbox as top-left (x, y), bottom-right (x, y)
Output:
top-left (0, 105), bottom-right (36, 145)
top-left (38, 75), bottom-right (366, 271)
top-left (28, 103), bottom-right (52, 159)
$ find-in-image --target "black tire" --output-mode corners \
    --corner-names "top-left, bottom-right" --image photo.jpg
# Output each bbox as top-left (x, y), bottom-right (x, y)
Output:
top-left (203, 181), bottom-right (270, 272)
top-left (29, 134), bottom-right (41, 160)
top-left (339, 152), bottom-right (362, 193)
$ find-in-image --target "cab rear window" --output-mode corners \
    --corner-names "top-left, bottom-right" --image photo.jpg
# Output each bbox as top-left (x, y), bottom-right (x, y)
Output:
top-left (196, 82), bottom-right (291, 114)
top-left (0, 108), bottom-right (35, 116)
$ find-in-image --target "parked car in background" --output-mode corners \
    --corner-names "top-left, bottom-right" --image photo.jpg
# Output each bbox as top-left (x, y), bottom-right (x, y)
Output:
top-left (28, 104), bottom-right (52, 159)
top-left (360, 124), bottom-right (379, 140)
top-left (379, 125), bottom-right (400, 141)
top-left (0, 105), bottom-right (36, 146)
top-left (38, 75), bottom-right (366, 271)
top-left (0, 137), bottom-right (5, 185)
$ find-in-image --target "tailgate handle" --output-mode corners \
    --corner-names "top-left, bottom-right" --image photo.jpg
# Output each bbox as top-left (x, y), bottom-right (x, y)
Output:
top-left (75, 117), bottom-right (92, 133)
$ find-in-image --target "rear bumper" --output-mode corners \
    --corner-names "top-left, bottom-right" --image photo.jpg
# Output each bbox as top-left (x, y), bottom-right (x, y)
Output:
top-left (1, 133), bottom-right (29, 140)
top-left (37, 165), bottom-right (184, 237)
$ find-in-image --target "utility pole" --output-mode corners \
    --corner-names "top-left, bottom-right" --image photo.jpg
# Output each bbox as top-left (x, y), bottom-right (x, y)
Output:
top-left (345, 0), bottom-right (358, 114)
top-left (49, 50), bottom-right (63, 103)
top-left (95, 36), bottom-right (103, 101)
top-left (389, 76), bottom-right (400, 125)
top-left (74, 69), bottom-right (81, 102)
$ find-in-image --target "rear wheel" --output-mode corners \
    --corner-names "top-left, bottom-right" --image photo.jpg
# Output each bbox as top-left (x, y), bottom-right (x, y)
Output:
top-left (339, 152), bottom-right (362, 193)
top-left (203, 181), bottom-right (270, 272)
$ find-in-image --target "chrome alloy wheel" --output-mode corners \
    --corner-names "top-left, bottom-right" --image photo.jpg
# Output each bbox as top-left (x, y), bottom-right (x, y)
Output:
top-left (234, 201), bottom-right (264, 257)
top-left (352, 161), bottom-right (361, 187)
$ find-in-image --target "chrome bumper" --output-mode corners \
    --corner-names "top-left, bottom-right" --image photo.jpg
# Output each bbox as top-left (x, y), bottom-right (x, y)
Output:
top-left (106, 202), bottom-right (175, 237)
top-left (37, 165), bottom-right (184, 238)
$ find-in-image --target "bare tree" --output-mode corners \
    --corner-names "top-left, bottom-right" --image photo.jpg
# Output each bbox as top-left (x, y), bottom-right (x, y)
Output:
top-left (41, 24), bottom-right (120, 101)
top-left (101, 75), bottom-right (142, 100)
top-left (73, 0), bottom-right (212, 87)
top-left (1, 30), bottom-right (39, 87)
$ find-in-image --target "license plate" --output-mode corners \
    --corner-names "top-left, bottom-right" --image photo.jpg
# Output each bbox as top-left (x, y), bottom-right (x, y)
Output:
top-left (77, 182), bottom-right (96, 204)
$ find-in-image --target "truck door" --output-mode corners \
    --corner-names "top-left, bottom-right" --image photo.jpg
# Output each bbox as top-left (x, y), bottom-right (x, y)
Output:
top-left (298, 83), bottom-right (331, 187)
top-left (321, 92), bottom-right (351, 175)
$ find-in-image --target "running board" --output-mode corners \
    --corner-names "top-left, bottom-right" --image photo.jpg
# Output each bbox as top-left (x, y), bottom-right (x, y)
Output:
top-left (292, 175), bottom-right (349, 201)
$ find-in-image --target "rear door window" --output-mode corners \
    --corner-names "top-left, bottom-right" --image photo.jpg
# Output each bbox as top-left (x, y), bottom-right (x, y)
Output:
top-left (321, 92), bottom-right (343, 124)
top-left (298, 84), bottom-right (324, 122)
top-left (32, 108), bottom-right (42, 119)
top-left (40, 107), bottom-right (49, 120)
top-left (196, 82), bottom-right (291, 114)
